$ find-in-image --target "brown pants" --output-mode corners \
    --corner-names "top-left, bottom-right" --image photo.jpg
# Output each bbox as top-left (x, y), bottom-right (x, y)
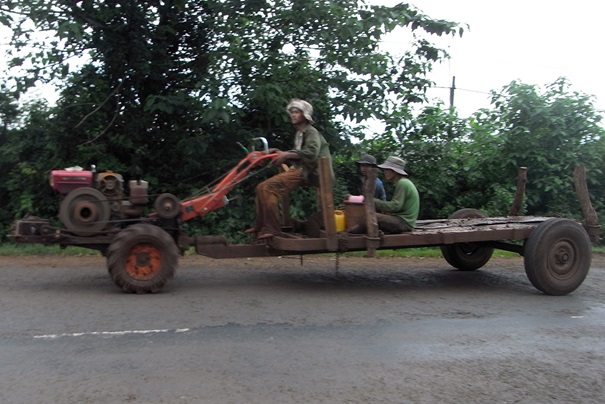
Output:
top-left (376, 213), bottom-right (413, 233)
top-left (254, 169), bottom-right (306, 236)
top-left (349, 213), bottom-right (413, 234)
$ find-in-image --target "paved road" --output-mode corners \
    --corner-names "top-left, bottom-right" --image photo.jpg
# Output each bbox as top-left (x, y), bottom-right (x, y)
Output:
top-left (1, 254), bottom-right (604, 403)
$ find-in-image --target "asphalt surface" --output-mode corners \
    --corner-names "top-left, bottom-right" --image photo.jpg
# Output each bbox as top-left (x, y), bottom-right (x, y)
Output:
top-left (1, 254), bottom-right (604, 403)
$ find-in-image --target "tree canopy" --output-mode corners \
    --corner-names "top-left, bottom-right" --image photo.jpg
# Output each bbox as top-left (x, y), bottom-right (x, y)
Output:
top-left (1, 2), bottom-right (603, 243)
top-left (0, 0), bottom-right (462, 239)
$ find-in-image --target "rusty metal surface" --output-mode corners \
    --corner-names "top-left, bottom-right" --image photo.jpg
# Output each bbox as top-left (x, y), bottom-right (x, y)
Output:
top-left (11, 217), bottom-right (116, 250)
top-left (195, 243), bottom-right (282, 259)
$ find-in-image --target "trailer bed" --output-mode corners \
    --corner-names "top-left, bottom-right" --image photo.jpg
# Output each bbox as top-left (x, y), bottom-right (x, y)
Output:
top-left (195, 216), bottom-right (552, 258)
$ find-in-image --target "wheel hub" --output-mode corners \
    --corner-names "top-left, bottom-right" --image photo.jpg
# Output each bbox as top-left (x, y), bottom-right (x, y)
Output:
top-left (549, 241), bottom-right (575, 277)
top-left (555, 251), bottom-right (570, 265)
top-left (74, 201), bottom-right (98, 223)
top-left (125, 244), bottom-right (162, 280)
top-left (135, 253), bottom-right (150, 267)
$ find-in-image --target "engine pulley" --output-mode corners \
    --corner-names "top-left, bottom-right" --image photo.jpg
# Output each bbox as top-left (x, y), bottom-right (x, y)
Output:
top-left (154, 193), bottom-right (181, 219)
top-left (59, 187), bottom-right (110, 236)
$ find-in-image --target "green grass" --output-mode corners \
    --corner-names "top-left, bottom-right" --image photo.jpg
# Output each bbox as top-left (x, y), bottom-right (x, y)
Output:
top-left (0, 243), bottom-right (101, 256)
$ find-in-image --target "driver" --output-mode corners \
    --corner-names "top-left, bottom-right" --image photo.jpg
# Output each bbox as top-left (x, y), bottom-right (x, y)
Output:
top-left (246, 99), bottom-right (334, 239)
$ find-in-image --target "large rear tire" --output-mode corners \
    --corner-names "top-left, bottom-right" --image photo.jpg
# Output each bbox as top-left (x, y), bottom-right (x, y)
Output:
top-left (524, 218), bottom-right (591, 295)
top-left (107, 224), bottom-right (178, 293)
top-left (440, 208), bottom-right (494, 271)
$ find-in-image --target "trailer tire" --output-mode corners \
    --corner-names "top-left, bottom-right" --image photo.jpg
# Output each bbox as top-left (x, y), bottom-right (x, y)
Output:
top-left (524, 218), bottom-right (591, 296)
top-left (107, 224), bottom-right (178, 293)
top-left (440, 208), bottom-right (494, 271)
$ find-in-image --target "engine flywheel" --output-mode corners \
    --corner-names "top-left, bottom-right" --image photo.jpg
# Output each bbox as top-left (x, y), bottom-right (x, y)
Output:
top-left (59, 187), bottom-right (110, 236)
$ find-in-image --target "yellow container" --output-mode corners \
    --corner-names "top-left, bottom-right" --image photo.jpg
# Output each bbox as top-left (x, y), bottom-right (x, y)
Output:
top-left (334, 210), bottom-right (346, 232)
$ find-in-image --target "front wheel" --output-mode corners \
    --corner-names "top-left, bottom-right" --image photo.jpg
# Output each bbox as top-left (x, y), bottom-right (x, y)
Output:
top-left (107, 224), bottom-right (179, 293)
top-left (524, 218), bottom-right (591, 295)
top-left (440, 208), bottom-right (494, 271)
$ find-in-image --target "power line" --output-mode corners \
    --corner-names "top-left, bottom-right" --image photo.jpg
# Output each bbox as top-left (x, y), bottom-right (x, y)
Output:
top-left (432, 85), bottom-right (490, 96)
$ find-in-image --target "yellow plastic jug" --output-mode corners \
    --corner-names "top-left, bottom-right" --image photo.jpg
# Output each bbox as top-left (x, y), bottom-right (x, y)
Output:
top-left (334, 210), bottom-right (346, 232)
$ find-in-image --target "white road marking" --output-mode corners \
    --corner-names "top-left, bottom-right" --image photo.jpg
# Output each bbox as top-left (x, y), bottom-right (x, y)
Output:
top-left (33, 328), bottom-right (190, 339)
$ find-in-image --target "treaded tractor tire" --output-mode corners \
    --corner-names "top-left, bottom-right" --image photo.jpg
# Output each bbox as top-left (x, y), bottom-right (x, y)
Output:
top-left (107, 224), bottom-right (178, 293)
top-left (524, 218), bottom-right (591, 296)
top-left (440, 208), bottom-right (494, 271)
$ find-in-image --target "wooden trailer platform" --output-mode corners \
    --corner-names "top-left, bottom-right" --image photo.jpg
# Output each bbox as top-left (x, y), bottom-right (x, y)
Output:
top-left (191, 160), bottom-right (599, 296)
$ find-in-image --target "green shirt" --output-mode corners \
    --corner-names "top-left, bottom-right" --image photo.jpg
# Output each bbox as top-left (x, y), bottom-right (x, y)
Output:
top-left (292, 125), bottom-right (334, 186)
top-left (374, 177), bottom-right (419, 228)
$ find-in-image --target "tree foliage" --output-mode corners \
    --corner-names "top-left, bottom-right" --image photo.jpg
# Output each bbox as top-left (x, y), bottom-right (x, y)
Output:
top-left (0, 0), bottom-right (460, 239)
top-left (352, 78), bottom-right (605, 226)
top-left (2, 2), bottom-right (602, 245)
top-left (471, 78), bottom-right (605, 219)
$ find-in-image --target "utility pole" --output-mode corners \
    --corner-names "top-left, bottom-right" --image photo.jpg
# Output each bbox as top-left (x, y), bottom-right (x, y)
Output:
top-left (449, 76), bottom-right (456, 110)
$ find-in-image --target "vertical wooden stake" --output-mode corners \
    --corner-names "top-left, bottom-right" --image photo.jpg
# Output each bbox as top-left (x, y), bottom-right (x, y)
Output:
top-left (573, 165), bottom-right (600, 242)
top-left (508, 167), bottom-right (527, 216)
top-left (363, 167), bottom-right (379, 257)
top-left (318, 157), bottom-right (337, 250)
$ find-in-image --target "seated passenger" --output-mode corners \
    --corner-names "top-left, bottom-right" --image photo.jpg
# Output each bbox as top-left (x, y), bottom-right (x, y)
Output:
top-left (353, 154), bottom-right (387, 200)
top-left (348, 156), bottom-right (419, 234)
top-left (374, 156), bottom-right (419, 233)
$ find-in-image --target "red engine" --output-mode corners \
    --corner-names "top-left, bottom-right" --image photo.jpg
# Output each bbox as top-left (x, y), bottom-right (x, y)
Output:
top-left (49, 167), bottom-right (150, 236)
top-left (50, 170), bottom-right (93, 195)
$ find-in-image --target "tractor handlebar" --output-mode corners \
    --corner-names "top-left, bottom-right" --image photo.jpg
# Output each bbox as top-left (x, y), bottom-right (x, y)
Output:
top-left (178, 139), bottom-right (279, 221)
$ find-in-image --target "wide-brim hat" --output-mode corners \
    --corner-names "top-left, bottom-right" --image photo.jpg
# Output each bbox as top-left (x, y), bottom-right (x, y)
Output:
top-left (287, 99), bottom-right (314, 124)
top-left (378, 156), bottom-right (408, 176)
top-left (355, 154), bottom-right (377, 166)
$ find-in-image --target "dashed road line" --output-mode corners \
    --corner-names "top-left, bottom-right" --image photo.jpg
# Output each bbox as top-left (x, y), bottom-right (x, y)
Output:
top-left (33, 328), bottom-right (190, 339)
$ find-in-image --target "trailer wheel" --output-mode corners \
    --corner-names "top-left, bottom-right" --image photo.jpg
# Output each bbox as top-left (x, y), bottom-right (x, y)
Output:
top-left (107, 224), bottom-right (178, 293)
top-left (440, 208), bottom-right (494, 271)
top-left (524, 218), bottom-right (591, 295)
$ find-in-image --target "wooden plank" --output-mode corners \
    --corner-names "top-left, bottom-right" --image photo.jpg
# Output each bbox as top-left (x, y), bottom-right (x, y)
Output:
top-left (574, 165), bottom-right (601, 242)
top-left (508, 167), bottom-right (527, 216)
top-left (318, 157), bottom-right (337, 250)
top-left (362, 166), bottom-right (379, 257)
top-left (268, 221), bottom-right (540, 252)
top-left (196, 243), bottom-right (279, 259)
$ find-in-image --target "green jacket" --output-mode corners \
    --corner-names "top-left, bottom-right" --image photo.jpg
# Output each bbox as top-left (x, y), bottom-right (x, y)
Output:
top-left (374, 177), bottom-right (419, 228)
top-left (292, 125), bottom-right (335, 187)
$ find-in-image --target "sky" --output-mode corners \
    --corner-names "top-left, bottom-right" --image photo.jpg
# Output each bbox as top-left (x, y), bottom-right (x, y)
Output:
top-left (2, 1), bottom-right (604, 118)
top-left (375, 0), bottom-right (605, 117)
